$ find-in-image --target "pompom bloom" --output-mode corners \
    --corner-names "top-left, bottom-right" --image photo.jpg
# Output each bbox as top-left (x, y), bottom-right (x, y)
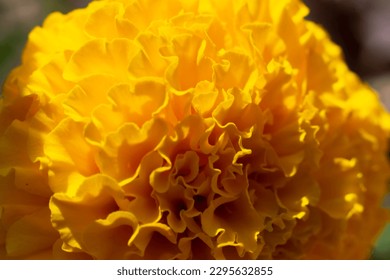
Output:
top-left (0, 0), bottom-right (389, 260)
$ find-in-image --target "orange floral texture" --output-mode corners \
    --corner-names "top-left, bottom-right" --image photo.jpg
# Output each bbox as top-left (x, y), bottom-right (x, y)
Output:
top-left (0, 0), bottom-right (389, 259)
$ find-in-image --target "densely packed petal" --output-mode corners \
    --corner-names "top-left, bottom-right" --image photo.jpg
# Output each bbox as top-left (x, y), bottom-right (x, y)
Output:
top-left (0, 0), bottom-right (389, 259)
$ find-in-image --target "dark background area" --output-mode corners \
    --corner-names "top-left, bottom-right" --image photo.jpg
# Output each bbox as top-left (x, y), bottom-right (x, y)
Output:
top-left (0, 0), bottom-right (389, 259)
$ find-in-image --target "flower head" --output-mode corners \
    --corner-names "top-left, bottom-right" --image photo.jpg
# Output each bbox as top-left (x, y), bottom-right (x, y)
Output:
top-left (0, 0), bottom-right (389, 259)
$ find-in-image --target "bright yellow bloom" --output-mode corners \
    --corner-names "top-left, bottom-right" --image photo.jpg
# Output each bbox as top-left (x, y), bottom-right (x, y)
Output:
top-left (0, 0), bottom-right (389, 259)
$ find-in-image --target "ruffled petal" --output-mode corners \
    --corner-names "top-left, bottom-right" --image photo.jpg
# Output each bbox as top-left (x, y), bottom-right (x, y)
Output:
top-left (64, 38), bottom-right (140, 82)
top-left (50, 174), bottom-right (130, 251)
top-left (1, 0), bottom-right (388, 260)
top-left (6, 207), bottom-right (58, 258)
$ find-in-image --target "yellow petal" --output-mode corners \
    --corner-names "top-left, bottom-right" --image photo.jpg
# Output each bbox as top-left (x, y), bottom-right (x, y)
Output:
top-left (6, 207), bottom-right (58, 257)
top-left (44, 118), bottom-right (98, 193)
top-left (82, 211), bottom-right (139, 259)
top-left (85, 1), bottom-right (125, 40)
top-left (50, 174), bottom-right (130, 251)
top-left (97, 118), bottom-right (167, 181)
top-left (108, 78), bottom-right (167, 126)
top-left (202, 192), bottom-right (263, 251)
top-left (64, 38), bottom-right (140, 82)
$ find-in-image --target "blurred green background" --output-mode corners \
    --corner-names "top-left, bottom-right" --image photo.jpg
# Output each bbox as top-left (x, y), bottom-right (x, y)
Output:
top-left (0, 0), bottom-right (389, 259)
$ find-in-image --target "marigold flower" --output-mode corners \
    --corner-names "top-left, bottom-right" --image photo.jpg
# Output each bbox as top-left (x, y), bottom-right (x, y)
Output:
top-left (0, 0), bottom-right (389, 260)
